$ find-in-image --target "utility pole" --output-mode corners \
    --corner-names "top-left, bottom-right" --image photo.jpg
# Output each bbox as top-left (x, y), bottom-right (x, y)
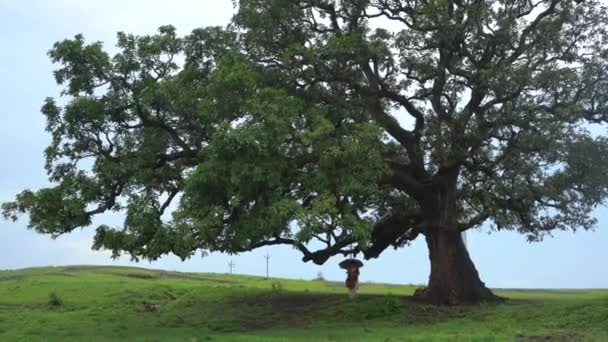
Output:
top-left (264, 252), bottom-right (271, 279)
top-left (228, 260), bottom-right (235, 274)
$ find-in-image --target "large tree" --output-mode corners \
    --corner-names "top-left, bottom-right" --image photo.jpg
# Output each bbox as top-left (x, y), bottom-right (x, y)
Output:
top-left (4, 0), bottom-right (608, 304)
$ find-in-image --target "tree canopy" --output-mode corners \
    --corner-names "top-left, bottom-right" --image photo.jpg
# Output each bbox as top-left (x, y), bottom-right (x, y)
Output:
top-left (3, 0), bottom-right (608, 303)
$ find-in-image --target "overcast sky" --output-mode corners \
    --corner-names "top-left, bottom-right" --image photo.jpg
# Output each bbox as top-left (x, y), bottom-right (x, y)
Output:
top-left (1, 0), bottom-right (607, 288)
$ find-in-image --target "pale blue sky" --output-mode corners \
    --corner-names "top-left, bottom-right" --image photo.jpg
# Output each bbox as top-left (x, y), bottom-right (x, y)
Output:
top-left (1, 0), bottom-right (606, 288)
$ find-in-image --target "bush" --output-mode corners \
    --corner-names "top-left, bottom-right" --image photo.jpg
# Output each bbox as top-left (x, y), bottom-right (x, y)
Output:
top-left (384, 296), bottom-right (401, 313)
top-left (48, 292), bottom-right (63, 307)
top-left (271, 281), bottom-right (283, 293)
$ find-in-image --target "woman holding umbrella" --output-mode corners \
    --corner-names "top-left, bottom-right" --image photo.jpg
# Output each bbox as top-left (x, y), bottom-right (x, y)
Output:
top-left (339, 258), bottom-right (363, 298)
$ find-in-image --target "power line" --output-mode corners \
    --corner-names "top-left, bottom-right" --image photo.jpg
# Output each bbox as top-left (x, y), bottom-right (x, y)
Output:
top-left (228, 260), bottom-right (235, 274)
top-left (264, 252), bottom-right (271, 279)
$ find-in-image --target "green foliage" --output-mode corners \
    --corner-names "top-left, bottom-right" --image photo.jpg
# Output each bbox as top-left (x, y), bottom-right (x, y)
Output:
top-left (3, 0), bottom-right (608, 270)
top-left (270, 280), bottom-right (284, 293)
top-left (47, 292), bottom-right (63, 308)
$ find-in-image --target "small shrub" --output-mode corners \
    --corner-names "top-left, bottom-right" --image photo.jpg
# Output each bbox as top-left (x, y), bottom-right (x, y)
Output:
top-left (48, 292), bottom-right (63, 307)
top-left (271, 280), bottom-right (283, 293)
top-left (384, 296), bottom-right (401, 313)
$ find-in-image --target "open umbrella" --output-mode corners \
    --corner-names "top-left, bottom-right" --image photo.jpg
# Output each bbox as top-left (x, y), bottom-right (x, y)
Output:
top-left (339, 258), bottom-right (364, 269)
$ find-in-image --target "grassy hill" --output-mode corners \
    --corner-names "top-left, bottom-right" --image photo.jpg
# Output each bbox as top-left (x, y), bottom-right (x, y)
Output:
top-left (0, 266), bottom-right (606, 341)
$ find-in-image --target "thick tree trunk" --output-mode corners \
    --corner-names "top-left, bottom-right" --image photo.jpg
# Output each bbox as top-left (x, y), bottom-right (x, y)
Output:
top-left (420, 228), bottom-right (499, 305)
top-left (404, 166), bottom-right (499, 305)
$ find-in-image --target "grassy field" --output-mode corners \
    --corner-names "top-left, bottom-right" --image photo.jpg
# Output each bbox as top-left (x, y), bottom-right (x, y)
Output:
top-left (0, 266), bottom-right (606, 341)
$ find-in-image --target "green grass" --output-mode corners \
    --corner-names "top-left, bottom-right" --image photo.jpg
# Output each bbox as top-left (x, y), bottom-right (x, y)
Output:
top-left (0, 266), bottom-right (606, 341)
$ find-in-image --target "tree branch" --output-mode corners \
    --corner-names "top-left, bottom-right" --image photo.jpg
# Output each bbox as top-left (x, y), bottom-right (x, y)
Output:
top-left (363, 212), bottom-right (422, 259)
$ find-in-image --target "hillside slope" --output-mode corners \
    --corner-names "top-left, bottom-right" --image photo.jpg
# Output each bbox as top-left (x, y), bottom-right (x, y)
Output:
top-left (0, 266), bottom-right (606, 341)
